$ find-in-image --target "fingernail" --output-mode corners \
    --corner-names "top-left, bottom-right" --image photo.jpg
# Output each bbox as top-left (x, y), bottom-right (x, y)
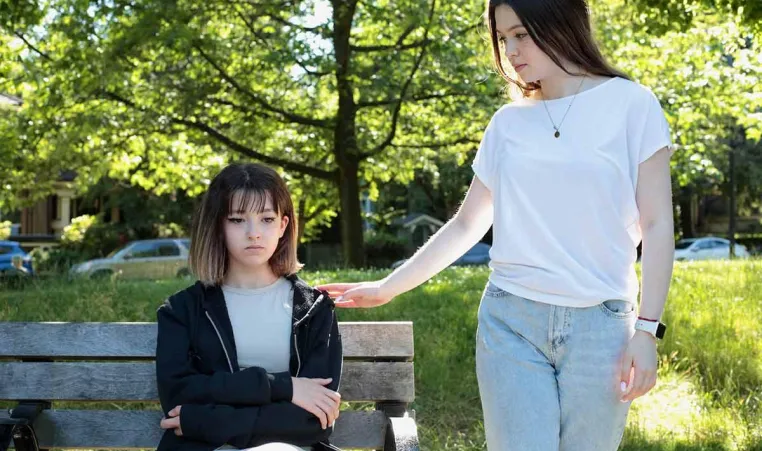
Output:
top-left (336, 296), bottom-right (343, 302)
top-left (620, 381), bottom-right (627, 392)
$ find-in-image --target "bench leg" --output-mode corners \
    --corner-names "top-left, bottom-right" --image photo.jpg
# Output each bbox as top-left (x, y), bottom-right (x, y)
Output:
top-left (383, 415), bottom-right (419, 451)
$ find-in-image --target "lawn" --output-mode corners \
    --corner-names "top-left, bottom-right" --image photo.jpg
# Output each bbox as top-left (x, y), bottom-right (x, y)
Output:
top-left (1, 260), bottom-right (761, 450)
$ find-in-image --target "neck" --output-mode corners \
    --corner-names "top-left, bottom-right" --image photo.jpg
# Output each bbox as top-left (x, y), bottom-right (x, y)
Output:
top-left (535, 67), bottom-right (587, 100)
top-left (536, 63), bottom-right (590, 100)
top-left (224, 262), bottom-right (279, 289)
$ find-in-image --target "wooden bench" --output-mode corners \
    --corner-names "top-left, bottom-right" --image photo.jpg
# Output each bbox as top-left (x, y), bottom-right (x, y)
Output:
top-left (0, 321), bottom-right (419, 451)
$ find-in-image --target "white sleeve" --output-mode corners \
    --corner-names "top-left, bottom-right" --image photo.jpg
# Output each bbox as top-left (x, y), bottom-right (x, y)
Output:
top-left (471, 113), bottom-right (502, 192)
top-left (637, 91), bottom-right (673, 164)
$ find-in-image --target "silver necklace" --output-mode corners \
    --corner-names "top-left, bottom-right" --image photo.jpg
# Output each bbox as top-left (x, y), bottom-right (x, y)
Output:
top-left (541, 76), bottom-right (586, 138)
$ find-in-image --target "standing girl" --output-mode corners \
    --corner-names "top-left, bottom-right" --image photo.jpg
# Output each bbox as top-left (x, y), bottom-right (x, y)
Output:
top-left (320, 0), bottom-right (675, 449)
top-left (156, 163), bottom-right (343, 451)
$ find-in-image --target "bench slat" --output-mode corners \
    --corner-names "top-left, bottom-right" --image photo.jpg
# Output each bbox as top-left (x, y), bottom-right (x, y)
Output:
top-left (0, 361), bottom-right (415, 402)
top-left (0, 409), bottom-right (387, 449)
top-left (0, 322), bottom-right (413, 360)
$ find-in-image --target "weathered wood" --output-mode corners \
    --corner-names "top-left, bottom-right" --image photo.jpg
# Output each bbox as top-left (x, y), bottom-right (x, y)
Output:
top-left (0, 409), bottom-right (387, 449)
top-left (0, 320), bottom-right (419, 448)
top-left (0, 322), bottom-right (414, 360)
top-left (0, 361), bottom-right (415, 402)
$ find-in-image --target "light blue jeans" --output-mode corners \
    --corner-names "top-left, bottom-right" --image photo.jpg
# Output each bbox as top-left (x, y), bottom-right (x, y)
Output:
top-left (476, 282), bottom-right (636, 451)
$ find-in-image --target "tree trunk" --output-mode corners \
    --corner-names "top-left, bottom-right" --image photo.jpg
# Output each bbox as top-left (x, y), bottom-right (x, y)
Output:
top-left (296, 198), bottom-right (306, 244)
top-left (678, 186), bottom-right (696, 238)
top-left (337, 159), bottom-right (365, 267)
top-left (332, 0), bottom-right (364, 267)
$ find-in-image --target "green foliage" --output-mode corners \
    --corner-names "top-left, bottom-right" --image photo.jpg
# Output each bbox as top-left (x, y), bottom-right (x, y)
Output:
top-left (627, 0), bottom-right (762, 32)
top-left (0, 0), bottom-right (498, 262)
top-left (28, 246), bottom-right (86, 275)
top-left (31, 214), bottom-right (135, 274)
top-left (156, 222), bottom-right (186, 238)
top-left (60, 214), bottom-right (97, 245)
top-left (1, 0), bottom-right (760, 258)
top-left (363, 229), bottom-right (408, 268)
top-left (594, 1), bottom-right (761, 190)
top-left (75, 178), bottom-right (194, 240)
top-left (0, 220), bottom-right (10, 240)
top-left (60, 214), bottom-right (131, 257)
top-left (77, 220), bottom-right (134, 258)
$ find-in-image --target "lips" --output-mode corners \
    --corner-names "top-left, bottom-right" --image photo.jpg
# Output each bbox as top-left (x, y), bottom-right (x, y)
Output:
top-left (245, 245), bottom-right (264, 250)
top-left (513, 64), bottom-right (527, 72)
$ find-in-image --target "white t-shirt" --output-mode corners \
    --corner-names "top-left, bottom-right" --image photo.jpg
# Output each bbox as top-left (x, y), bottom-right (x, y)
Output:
top-left (222, 277), bottom-right (293, 373)
top-left (472, 77), bottom-right (672, 308)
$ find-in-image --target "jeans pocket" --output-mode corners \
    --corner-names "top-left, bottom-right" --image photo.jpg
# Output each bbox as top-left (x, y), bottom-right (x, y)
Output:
top-left (484, 282), bottom-right (509, 297)
top-left (598, 299), bottom-right (636, 319)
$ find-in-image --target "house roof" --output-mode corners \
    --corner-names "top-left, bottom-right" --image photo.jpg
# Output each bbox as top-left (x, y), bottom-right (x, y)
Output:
top-left (393, 213), bottom-right (445, 229)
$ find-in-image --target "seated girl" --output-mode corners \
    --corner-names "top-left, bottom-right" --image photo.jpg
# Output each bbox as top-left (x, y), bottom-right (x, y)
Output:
top-left (156, 163), bottom-right (343, 451)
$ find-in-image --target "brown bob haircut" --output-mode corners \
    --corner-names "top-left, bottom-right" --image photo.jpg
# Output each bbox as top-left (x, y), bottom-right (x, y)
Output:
top-left (189, 162), bottom-right (302, 285)
top-left (486, 0), bottom-right (630, 97)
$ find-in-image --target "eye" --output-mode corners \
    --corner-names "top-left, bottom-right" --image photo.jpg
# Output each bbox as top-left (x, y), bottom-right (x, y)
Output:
top-left (498, 35), bottom-right (507, 44)
top-left (227, 217), bottom-right (244, 224)
top-left (516, 32), bottom-right (528, 40)
top-left (263, 217), bottom-right (276, 224)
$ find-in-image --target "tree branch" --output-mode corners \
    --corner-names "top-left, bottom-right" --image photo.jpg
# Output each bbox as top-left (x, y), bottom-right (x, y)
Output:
top-left (206, 97), bottom-right (276, 121)
top-left (193, 43), bottom-right (333, 129)
top-left (292, 57), bottom-right (333, 77)
top-left (390, 137), bottom-right (480, 149)
top-left (357, 92), bottom-right (471, 109)
top-left (362, 0), bottom-right (438, 159)
top-left (263, 12), bottom-right (329, 34)
top-left (350, 38), bottom-right (431, 52)
top-left (233, 8), bottom-right (330, 78)
top-left (350, 23), bottom-right (424, 52)
top-left (233, 7), bottom-right (272, 48)
top-left (13, 32), bottom-right (53, 62)
top-left (100, 89), bottom-right (336, 180)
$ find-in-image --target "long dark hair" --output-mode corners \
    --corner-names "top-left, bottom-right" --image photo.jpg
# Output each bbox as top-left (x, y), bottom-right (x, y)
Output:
top-left (487, 0), bottom-right (630, 97)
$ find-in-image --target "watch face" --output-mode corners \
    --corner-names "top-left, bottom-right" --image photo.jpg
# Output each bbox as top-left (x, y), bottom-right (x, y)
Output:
top-left (656, 323), bottom-right (667, 339)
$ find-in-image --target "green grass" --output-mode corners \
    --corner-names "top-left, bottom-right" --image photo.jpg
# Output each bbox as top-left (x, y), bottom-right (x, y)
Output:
top-left (1, 261), bottom-right (761, 450)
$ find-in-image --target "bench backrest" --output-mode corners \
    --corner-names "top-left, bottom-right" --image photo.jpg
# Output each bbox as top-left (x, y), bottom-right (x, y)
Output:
top-left (0, 321), bottom-right (414, 450)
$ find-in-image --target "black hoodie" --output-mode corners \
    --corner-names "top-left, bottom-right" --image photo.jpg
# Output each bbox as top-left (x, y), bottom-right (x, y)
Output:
top-left (155, 274), bottom-right (343, 451)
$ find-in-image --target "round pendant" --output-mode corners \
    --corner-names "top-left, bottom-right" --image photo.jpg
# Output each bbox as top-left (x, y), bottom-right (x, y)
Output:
top-left (554, 130), bottom-right (560, 138)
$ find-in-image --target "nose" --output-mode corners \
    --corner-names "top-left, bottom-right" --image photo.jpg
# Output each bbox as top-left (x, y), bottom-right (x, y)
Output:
top-left (504, 40), bottom-right (518, 59)
top-left (245, 222), bottom-right (261, 240)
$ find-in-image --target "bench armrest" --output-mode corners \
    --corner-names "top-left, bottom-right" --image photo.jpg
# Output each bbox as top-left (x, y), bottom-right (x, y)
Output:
top-left (384, 416), bottom-right (419, 451)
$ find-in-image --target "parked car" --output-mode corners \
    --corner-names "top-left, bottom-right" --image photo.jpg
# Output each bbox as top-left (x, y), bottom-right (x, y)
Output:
top-left (69, 238), bottom-right (191, 279)
top-left (674, 237), bottom-right (750, 261)
top-left (0, 240), bottom-right (34, 275)
top-left (391, 242), bottom-right (491, 269)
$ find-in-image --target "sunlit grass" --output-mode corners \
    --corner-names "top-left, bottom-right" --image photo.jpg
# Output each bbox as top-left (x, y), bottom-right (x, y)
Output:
top-left (2, 261), bottom-right (761, 450)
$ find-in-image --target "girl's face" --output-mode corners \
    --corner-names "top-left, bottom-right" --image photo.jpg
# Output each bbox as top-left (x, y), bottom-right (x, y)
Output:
top-left (494, 5), bottom-right (562, 85)
top-left (223, 191), bottom-right (289, 271)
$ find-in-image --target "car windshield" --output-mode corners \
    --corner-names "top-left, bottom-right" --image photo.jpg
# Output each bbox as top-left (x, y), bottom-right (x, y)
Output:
top-left (106, 244), bottom-right (128, 258)
top-left (675, 239), bottom-right (696, 250)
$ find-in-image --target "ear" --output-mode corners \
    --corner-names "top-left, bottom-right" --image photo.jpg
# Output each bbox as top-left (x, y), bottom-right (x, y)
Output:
top-left (280, 215), bottom-right (289, 238)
